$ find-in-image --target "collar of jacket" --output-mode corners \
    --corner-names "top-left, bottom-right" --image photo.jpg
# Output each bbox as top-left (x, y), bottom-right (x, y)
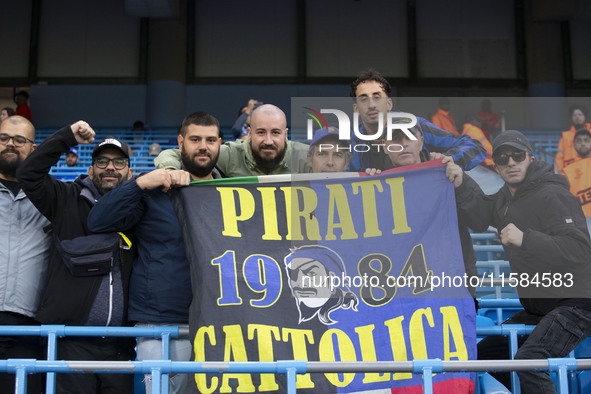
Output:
top-left (76, 175), bottom-right (102, 205)
top-left (0, 181), bottom-right (26, 200)
top-left (211, 167), bottom-right (223, 179)
top-left (243, 137), bottom-right (291, 173)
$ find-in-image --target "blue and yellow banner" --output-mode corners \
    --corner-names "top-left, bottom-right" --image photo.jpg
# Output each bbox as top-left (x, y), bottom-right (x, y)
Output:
top-left (171, 162), bottom-right (476, 393)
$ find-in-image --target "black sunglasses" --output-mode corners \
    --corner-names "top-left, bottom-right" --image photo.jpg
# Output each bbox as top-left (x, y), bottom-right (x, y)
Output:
top-left (493, 151), bottom-right (527, 166)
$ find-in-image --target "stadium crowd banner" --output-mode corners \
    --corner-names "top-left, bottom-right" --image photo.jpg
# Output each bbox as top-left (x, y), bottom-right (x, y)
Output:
top-left (171, 161), bottom-right (476, 394)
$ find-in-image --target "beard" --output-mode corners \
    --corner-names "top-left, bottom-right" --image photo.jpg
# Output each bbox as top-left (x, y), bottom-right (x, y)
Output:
top-left (251, 141), bottom-right (286, 174)
top-left (92, 170), bottom-right (124, 195)
top-left (577, 147), bottom-right (591, 158)
top-left (0, 147), bottom-right (23, 178)
top-left (181, 148), bottom-right (218, 178)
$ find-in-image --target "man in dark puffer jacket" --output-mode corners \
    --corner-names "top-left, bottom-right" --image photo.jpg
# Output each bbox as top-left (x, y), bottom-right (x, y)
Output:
top-left (454, 130), bottom-right (591, 394)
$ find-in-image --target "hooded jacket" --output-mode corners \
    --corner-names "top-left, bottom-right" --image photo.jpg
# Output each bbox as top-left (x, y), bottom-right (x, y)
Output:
top-left (456, 160), bottom-right (591, 315)
top-left (16, 126), bottom-right (133, 325)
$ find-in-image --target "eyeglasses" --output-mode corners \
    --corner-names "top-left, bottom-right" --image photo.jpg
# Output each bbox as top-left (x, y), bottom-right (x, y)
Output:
top-left (493, 151), bottom-right (527, 166)
top-left (0, 133), bottom-right (34, 147)
top-left (93, 157), bottom-right (129, 170)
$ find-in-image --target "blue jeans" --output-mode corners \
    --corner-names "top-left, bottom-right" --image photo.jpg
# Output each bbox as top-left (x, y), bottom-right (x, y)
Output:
top-left (478, 305), bottom-right (591, 394)
top-left (135, 323), bottom-right (192, 394)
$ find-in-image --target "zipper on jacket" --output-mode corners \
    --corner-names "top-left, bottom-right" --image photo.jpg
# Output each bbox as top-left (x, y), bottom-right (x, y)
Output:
top-left (106, 257), bottom-right (113, 326)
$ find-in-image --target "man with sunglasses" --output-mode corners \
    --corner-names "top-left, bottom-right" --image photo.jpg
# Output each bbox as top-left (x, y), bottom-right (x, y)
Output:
top-left (17, 123), bottom-right (136, 393)
top-left (0, 115), bottom-right (51, 393)
top-left (453, 130), bottom-right (591, 393)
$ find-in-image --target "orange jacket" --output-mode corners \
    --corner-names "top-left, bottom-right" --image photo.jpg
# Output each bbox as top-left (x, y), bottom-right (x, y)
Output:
top-left (562, 157), bottom-right (591, 218)
top-left (431, 108), bottom-right (458, 134)
top-left (555, 123), bottom-right (591, 171)
top-left (462, 123), bottom-right (494, 166)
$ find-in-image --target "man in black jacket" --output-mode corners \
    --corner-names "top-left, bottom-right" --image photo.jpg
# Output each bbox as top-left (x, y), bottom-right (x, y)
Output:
top-left (17, 121), bottom-right (135, 394)
top-left (454, 130), bottom-right (591, 393)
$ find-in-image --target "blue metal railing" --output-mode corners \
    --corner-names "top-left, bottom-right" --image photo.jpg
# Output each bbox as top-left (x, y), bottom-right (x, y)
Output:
top-left (0, 323), bottom-right (589, 394)
top-left (0, 325), bottom-right (185, 394)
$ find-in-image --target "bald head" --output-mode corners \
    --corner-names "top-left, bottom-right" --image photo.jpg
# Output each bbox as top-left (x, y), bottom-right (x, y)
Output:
top-left (0, 115), bottom-right (36, 181)
top-left (250, 104), bottom-right (287, 129)
top-left (248, 104), bottom-right (289, 174)
top-left (0, 115), bottom-right (35, 140)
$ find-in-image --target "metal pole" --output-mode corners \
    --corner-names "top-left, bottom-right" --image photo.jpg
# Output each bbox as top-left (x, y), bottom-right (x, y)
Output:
top-left (161, 332), bottom-right (170, 394)
top-left (151, 368), bottom-right (162, 394)
top-left (421, 366), bottom-right (433, 394)
top-left (14, 367), bottom-right (26, 394)
top-left (286, 367), bottom-right (297, 394)
top-left (46, 330), bottom-right (58, 394)
top-left (508, 325), bottom-right (522, 394)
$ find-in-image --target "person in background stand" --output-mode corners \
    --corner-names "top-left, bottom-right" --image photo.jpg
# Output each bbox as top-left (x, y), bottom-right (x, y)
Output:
top-left (0, 107), bottom-right (15, 126)
top-left (477, 99), bottom-right (501, 141)
top-left (232, 99), bottom-right (261, 140)
top-left (555, 105), bottom-right (591, 171)
top-left (15, 91), bottom-right (31, 122)
top-left (64, 147), bottom-right (79, 167)
top-left (562, 128), bottom-right (591, 219)
top-left (431, 97), bottom-right (459, 134)
top-left (462, 113), bottom-right (494, 168)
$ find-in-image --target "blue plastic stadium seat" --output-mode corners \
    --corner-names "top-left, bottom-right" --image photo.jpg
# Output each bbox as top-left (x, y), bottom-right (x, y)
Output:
top-left (477, 372), bottom-right (511, 393)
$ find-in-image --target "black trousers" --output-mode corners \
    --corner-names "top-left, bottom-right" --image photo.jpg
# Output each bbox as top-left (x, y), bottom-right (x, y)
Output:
top-left (478, 307), bottom-right (591, 394)
top-left (55, 337), bottom-right (136, 394)
top-left (0, 311), bottom-right (46, 394)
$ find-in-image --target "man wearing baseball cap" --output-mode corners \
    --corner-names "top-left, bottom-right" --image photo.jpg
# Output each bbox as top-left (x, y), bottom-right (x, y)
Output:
top-left (307, 127), bottom-right (351, 173)
top-left (64, 147), bottom-right (79, 167)
top-left (17, 123), bottom-right (135, 393)
top-left (453, 130), bottom-right (591, 393)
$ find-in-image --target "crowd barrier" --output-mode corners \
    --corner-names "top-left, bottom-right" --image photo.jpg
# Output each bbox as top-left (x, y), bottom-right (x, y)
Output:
top-left (1, 323), bottom-right (590, 394)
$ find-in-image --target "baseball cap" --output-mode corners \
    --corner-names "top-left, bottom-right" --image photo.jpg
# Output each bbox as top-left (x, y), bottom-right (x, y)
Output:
top-left (310, 126), bottom-right (347, 147)
top-left (67, 147), bottom-right (78, 157)
top-left (492, 130), bottom-right (533, 156)
top-left (92, 137), bottom-right (131, 159)
top-left (148, 142), bottom-right (162, 156)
